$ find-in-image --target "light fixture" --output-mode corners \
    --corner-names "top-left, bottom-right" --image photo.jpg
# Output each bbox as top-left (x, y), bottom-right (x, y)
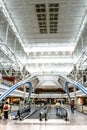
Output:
top-left (24, 46), bottom-right (74, 53)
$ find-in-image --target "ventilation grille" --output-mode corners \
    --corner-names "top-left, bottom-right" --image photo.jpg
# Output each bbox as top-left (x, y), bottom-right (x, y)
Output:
top-left (36, 4), bottom-right (47, 34)
top-left (36, 3), bottom-right (59, 34)
top-left (49, 3), bottom-right (59, 33)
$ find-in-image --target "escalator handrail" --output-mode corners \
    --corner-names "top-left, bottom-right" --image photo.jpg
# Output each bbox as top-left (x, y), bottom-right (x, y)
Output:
top-left (0, 75), bottom-right (37, 102)
top-left (59, 75), bottom-right (87, 101)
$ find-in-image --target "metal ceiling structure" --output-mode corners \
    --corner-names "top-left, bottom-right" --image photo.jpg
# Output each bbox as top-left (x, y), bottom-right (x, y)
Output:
top-left (0, 0), bottom-right (87, 91)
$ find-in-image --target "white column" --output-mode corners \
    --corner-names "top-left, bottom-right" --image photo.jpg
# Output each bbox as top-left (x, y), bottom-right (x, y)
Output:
top-left (5, 23), bottom-right (9, 45)
top-left (73, 65), bottom-right (77, 107)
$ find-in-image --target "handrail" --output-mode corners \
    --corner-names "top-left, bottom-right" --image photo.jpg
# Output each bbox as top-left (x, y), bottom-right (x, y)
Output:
top-left (0, 75), bottom-right (36, 102)
top-left (59, 75), bottom-right (87, 101)
top-left (39, 106), bottom-right (51, 121)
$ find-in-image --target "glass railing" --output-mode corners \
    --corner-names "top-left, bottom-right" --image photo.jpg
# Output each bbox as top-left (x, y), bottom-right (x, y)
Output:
top-left (77, 104), bottom-right (87, 114)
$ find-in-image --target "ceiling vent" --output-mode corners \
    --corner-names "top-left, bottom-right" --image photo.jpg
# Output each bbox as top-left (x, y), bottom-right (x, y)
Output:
top-left (36, 4), bottom-right (47, 34)
top-left (49, 3), bottom-right (59, 33)
top-left (36, 3), bottom-right (59, 34)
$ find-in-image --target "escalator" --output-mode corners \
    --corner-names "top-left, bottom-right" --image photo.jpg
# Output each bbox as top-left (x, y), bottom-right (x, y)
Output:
top-left (48, 107), bottom-right (57, 119)
top-left (28, 106), bottom-right (44, 119)
top-left (26, 106), bottom-right (67, 120)
top-left (19, 106), bottom-right (45, 120)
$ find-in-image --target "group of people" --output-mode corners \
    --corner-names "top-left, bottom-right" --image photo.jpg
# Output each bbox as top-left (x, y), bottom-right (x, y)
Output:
top-left (0, 99), bottom-right (75, 120)
top-left (55, 100), bottom-right (75, 114)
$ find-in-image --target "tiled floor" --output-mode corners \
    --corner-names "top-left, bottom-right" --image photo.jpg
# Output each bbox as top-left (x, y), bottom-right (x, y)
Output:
top-left (0, 106), bottom-right (87, 130)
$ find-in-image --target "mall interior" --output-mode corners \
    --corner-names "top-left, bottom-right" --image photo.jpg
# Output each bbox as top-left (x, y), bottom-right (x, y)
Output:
top-left (0, 0), bottom-right (87, 130)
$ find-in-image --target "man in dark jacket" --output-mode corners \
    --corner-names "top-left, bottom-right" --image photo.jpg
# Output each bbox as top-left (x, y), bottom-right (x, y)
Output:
top-left (70, 100), bottom-right (74, 113)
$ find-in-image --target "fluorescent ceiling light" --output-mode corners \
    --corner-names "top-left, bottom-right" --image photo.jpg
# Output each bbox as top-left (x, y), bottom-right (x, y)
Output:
top-left (24, 46), bottom-right (75, 52)
top-left (27, 66), bottom-right (73, 73)
top-left (21, 58), bottom-right (73, 64)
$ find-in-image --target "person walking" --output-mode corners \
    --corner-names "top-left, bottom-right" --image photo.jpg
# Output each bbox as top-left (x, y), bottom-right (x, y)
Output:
top-left (55, 101), bottom-right (61, 115)
top-left (3, 102), bottom-right (9, 119)
top-left (70, 100), bottom-right (74, 113)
